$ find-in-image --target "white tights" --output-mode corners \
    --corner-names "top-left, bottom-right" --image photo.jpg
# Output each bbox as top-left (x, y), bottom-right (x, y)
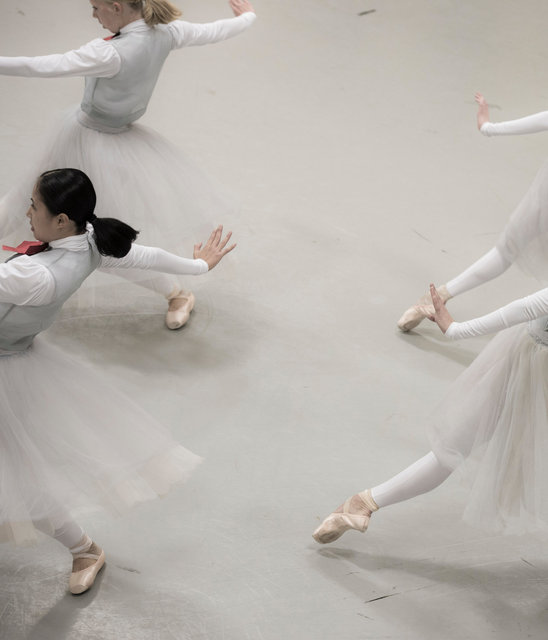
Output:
top-left (32, 500), bottom-right (86, 550)
top-left (99, 267), bottom-right (182, 298)
top-left (445, 247), bottom-right (512, 298)
top-left (378, 251), bottom-right (513, 508)
top-left (370, 451), bottom-right (451, 508)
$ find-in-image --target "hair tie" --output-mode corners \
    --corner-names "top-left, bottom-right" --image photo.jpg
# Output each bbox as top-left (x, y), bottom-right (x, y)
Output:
top-left (88, 213), bottom-right (98, 222)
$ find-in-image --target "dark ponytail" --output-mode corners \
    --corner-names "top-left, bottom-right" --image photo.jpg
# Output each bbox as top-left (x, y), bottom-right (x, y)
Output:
top-left (38, 168), bottom-right (139, 258)
top-left (89, 217), bottom-right (138, 258)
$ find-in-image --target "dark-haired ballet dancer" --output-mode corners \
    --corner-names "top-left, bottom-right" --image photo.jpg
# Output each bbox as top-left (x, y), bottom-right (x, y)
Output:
top-left (0, 168), bottom-right (235, 594)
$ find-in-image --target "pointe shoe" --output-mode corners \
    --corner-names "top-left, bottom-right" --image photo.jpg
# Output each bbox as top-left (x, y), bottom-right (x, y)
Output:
top-left (312, 490), bottom-right (379, 544)
top-left (165, 290), bottom-right (195, 330)
top-left (69, 542), bottom-right (106, 595)
top-left (397, 284), bottom-right (451, 332)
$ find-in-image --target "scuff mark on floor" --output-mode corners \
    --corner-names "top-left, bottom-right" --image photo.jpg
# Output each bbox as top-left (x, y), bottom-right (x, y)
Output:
top-left (115, 565), bottom-right (141, 574)
top-left (365, 592), bottom-right (401, 603)
top-left (411, 228), bottom-right (431, 242)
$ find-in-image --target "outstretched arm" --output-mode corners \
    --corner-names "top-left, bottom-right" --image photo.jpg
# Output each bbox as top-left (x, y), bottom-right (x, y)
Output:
top-left (167, 0), bottom-right (256, 49)
top-left (424, 283), bottom-right (548, 339)
top-left (0, 39), bottom-right (120, 78)
top-left (445, 247), bottom-right (512, 298)
top-left (99, 226), bottom-right (236, 273)
top-left (476, 92), bottom-right (548, 137)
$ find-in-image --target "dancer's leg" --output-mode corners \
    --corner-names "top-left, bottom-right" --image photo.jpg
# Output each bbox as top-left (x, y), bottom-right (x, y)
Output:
top-left (313, 451), bottom-right (452, 543)
top-left (444, 247), bottom-right (512, 297)
top-left (370, 451), bottom-right (451, 507)
top-left (98, 267), bottom-right (180, 297)
top-left (52, 520), bottom-right (86, 550)
top-left (34, 503), bottom-right (105, 594)
top-left (33, 499), bottom-right (85, 548)
top-left (98, 267), bottom-right (195, 329)
top-left (397, 247), bottom-right (512, 331)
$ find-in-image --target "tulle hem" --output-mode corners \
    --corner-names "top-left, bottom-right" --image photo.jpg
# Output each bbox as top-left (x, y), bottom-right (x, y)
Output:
top-left (0, 337), bottom-right (202, 546)
top-left (430, 324), bottom-right (548, 534)
top-left (0, 446), bottom-right (202, 547)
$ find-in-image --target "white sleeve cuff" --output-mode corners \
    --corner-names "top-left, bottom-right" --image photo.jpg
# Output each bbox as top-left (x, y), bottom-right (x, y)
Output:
top-left (444, 322), bottom-right (459, 339)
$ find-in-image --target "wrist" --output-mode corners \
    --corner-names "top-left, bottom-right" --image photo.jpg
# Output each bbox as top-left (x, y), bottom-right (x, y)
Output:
top-left (195, 258), bottom-right (209, 273)
top-left (444, 321), bottom-right (457, 339)
top-left (479, 121), bottom-right (493, 136)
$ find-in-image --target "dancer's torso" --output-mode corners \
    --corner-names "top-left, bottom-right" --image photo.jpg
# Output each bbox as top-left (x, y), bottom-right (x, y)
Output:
top-left (0, 242), bottom-right (100, 353)
top-left (81, 23), bottom-right (172, 129)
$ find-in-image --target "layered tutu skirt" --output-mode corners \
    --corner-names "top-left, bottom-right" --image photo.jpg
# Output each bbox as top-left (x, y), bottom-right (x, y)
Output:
top-left (0, 108), bottom-right (234, 306)
top-left (0, 337), bottom-right (202, 546)
top-left (497, 160), bottom-right (548, 284)
top-left (0, 107), bottom-right (231, 248)
top-left (430, 324), bottom-right (548, 534)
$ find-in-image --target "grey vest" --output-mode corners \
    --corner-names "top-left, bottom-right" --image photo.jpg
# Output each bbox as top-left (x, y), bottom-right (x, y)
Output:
top-left (0, 244), bottom-right (100, 352)
top-left (81, 25), bottom-right (173, 128)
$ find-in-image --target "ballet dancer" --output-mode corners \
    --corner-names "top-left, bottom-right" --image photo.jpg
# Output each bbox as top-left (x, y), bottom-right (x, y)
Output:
top-left (0, 0), bottom-right (256, 329)
top-left (0, 168), bottom-right (235, 594)
top-left (398, 92), bottom-right (548, 332)
top-left (314, 281), bottom-right (548, 542)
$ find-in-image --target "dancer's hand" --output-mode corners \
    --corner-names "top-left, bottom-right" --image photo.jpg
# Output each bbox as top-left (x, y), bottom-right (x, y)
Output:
top-left (194, 225), bottom-right (236, 270)
top-left (475, 92), bottom-right (490, 130)
top-left (230, 0), bottom-right (254, 16)
top-left (422, 284), bottom-right (453, 333)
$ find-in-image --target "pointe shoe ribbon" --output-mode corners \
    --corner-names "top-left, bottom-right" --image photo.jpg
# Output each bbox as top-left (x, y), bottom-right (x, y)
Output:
top-left (312, 489), bottom-right (378, 544)
top-left (165, 290), bottom-right (195, 330)
top-left (69, 548), bottom-right (106, 595)
top-left (397, 284), bottom-right (451, 332)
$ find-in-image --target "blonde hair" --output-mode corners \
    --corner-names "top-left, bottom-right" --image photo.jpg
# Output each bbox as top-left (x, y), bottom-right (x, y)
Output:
top-left (106, 0), bottom-right (182, 26)
top-left (142, 0), bottom-right (182, 25)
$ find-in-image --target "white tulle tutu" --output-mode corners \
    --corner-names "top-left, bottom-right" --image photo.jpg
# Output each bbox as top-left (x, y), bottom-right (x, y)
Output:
top-left (0, 337), bottom-right (202, 546)
top-left (1, 107), bottom-right (231, 246)
top-left (430, 324), bottom-right (548, 534)
top-left (497, 160), bottom-right (548, 284)
top-left (0, 108), bottom-right (235, 305)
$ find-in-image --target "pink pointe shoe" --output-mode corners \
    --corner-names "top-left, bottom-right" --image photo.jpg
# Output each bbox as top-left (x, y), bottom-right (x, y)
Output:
top-left (165, 290), bottom-right (195, 330)
top-left (69, 537), bottom-right (106, 595)
top-left (397, 284), bottom-right (451, 332)
top-left (312, 490), bottom-right (379, 544)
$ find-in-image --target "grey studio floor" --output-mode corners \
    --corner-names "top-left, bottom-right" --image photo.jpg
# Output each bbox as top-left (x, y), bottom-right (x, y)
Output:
top-left (2, 0), bottom-right (548, 639)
